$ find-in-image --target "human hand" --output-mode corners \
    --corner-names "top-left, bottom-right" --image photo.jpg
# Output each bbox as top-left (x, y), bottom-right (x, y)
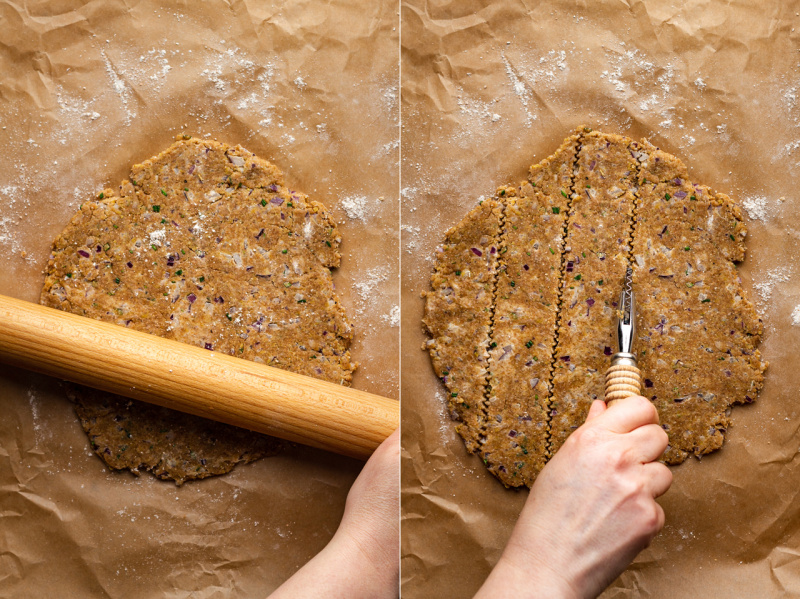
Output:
top-left (336, 426), bottom-right (401, 591)
top-left (475, 396), bottom-right (672, 599)
top-left (269, 428), bottom-right (399, 598)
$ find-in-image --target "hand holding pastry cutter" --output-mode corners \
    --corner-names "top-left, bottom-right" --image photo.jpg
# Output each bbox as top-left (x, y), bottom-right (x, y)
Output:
top-left (604, 267), bottom-right (643, 405)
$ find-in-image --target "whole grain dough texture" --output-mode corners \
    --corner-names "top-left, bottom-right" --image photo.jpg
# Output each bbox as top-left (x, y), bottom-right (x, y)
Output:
top-left (424, 127), bottom-right (767, 488)
top-left (41, 137), bottom-right (355, 484)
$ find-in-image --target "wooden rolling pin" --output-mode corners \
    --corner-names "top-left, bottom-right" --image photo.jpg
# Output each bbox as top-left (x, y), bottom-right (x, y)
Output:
top-left (0, 293), bottom-right (398, 460)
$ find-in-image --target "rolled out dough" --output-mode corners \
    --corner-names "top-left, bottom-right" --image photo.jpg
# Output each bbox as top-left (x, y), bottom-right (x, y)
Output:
top-left (424, 128), bottom-right (766, 488)
top-left (41, 137), bottom-right (355, 484)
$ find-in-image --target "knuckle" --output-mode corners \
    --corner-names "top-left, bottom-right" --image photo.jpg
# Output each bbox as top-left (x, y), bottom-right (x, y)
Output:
top-left (603, 445), bottom-right (628, 472)
top-left (571, 424), bottom-right (603, 449)
top-left (636, 396), bottom-right (659, 423)
top-left (613, 471), bottom-right (643, 499)
top-left (657, 462), bottom-right (673, 484)
top-left (632, 477), bottom-right (648, 499)
top-left (658, 427), bottom-right (669, 446)
top-left (646, 503), bottom-right (665, 534)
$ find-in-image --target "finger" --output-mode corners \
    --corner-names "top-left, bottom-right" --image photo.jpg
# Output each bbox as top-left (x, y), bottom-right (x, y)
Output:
top-left (585, 399), bottom-right (607, 422)
top-left (642, 461), bottom-right (673, 498)
top-left (625, 423), bottom-right (669, 463)
top-left (601, 395), bottom-right (659, 434)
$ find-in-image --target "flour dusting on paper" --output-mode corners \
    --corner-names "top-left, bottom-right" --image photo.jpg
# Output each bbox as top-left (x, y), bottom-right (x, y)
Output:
top-left (600, 46), bottom-right (676, 128)
top-left (456, 93), bottom-right (499, 123)
top-left (341, 195), bottom-right (369, 221)
top-left (353, 267), bottom-right (389, 316)
top-left (742, 195), bottom-right (768, 222)
top-left (0, 186), bottom-right (25, 257)
top-left (101, 49), bottom-right (136, 125)
top-left (27, 384), bottom-right (44, 446)
top-left (501, 53), bottom-right (535, 126)
top-left (381, 305), bottom-right (400, 327)
top-left (754, 268), bottom-right (791, 307)
top-left (401, 223), bottom-right (421, 254)
top-left (434, 389), bottom-right (452, 446)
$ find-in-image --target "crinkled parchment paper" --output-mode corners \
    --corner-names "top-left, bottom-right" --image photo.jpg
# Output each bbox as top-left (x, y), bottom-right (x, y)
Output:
top-left (0, 0), bottom-right (398, 595)
top-left (401, 1), bottom-right (800, 597)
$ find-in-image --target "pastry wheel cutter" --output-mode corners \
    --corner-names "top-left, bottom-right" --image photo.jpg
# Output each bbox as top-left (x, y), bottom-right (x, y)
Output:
top-left (604, 267), bottom-right (643, 405)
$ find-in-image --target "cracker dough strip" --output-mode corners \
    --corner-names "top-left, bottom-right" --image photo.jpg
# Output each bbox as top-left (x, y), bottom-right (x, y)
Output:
top-left (631, 140), bottom-right (766, 463)
top-left (539, 128), bottom-right (587, 457)
top-left (479, 188), bottom-right (565, 485)
top-left (423, 199), bottom-right (503, 452)
top-left (478, 194), bottom-right (508, 440)
top-left (548, 131), bottom-right (640, 454)
top-left (478, 131), bottom-right (581, 486)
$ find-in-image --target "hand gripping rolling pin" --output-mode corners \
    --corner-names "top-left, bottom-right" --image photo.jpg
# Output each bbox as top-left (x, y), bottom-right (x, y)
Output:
top-left (0, 293), bottom-right (398, 460)
top-left (604, 267), bottom-right (642, 405)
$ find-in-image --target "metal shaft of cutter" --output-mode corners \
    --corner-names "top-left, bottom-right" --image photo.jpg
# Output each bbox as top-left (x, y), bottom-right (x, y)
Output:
top-left (605, 267), bottom-right (642, 404)
top-left (615, 267), bottom-right (636, 357)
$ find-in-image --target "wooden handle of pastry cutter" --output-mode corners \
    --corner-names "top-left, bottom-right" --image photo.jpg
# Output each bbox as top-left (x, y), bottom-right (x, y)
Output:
top-left (604, 358), bottom-right (642, 406)
top-left (0, 293), bottom-right (398, 460)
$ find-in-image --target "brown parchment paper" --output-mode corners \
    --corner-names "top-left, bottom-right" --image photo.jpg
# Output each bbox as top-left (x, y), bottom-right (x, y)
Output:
top-left (401, 1), bottom-right (800, 597)
top-left (0, 0), bottom-right (398, 596)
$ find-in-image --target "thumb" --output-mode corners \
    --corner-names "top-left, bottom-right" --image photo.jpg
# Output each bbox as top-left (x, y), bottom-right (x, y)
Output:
top-left (585, 399), bottom-right (607, 422)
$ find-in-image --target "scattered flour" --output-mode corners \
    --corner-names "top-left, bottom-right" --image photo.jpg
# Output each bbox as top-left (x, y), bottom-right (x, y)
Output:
top-left (754, 268), bottom-right (791, 306)
top-left (381, 85), bottom-right (398, 115)
top-left (599, 46), bottom-right (677, 128)
top-left (55, 88), bottom-right (103, 134)
top-left (0, 184), bottom-right (32, 259)
top-left (341, 195), bottom-right (369, 221)
top-left (782, 84), bottom-right (798, 117)
top-left (783, 139), bottom-right (800, 156)
top-left (101, 49), bottom-right (136, 125)
top-left (500, 53), bottom-right (535, 126)
top-left (27, 384), bottom-right (44, 446)
top-left (381, 305), bottom-right (400, 327)
top-left (435, 389), bottom-right (452, 446)
top-left (353, 267), bottom-right (389, 316)
top-left (516, 49), bottom-right (569, 89)
top-left (792, 305), bottom-right (800, 326)
top-left (778, 82), bottom-right (800, 164)
top-left (742, 195), bottom-right (768, 222)
top-left (106, 47), bottom-right (174, 94)
top-left (400, 187), bottom-right (418, 200)
top-left (401, 223), bottom-right (421, 254)
top-left (456, 93), bottom-right (497, 122)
